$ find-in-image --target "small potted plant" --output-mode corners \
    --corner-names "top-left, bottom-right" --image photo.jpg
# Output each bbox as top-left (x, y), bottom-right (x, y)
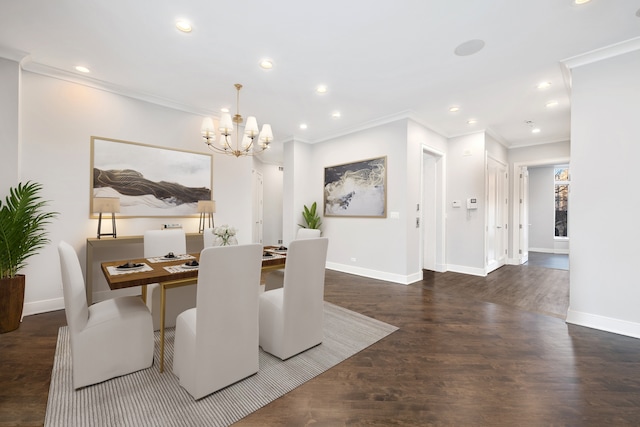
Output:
top-left (299, 201), bottom-right (322, 230)
top-left (0, 181), bottom-right (57, 333)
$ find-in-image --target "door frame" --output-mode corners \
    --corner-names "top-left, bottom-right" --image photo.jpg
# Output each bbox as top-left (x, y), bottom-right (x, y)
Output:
top-left (485, 154), bottom-right (508, 274)
top-left (420, 145), bottom-right (446, 272)
top-left (511, 157), bottom-right (570, 265)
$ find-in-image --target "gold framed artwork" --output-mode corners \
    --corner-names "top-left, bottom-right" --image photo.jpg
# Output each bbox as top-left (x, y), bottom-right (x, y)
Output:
top-left (90, 136), bottom-right (213, 218)
top-left (324, 156), bottom-right (387, 218)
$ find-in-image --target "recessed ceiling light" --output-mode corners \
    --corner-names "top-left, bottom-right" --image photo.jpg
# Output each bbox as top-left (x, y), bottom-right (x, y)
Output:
top-left (454, 39), bottom-right (485, 56)
top-left (259, 59), bottom-right (273, 70)
top-left (449, 106), bottom-right (460, 113)
top-left (573, 0), bottom-right (591, 4)
top-left (299, 124), bottom-right (308, 130)
top-left (532, 128), bottom-right (541, 134)
top-left (176, 20), bottom-right (192, 33)
top-left (332, 111), bottom-right (341, 119)
top-left (221, 107), bottom-right (229, 113)
top-left (537, 81), bottom-right (552, 90)
top-left (467, 119), bottom-right (477, 125)
top-left (75, 66), bottom-right (90, 73)
top-left (545, 100), bottom-right (559, 108)
top-left (316, 85), bottom-right (328, 94)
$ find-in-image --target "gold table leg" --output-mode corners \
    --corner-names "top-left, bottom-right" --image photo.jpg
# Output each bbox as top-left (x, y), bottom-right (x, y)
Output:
top-left (155, 278), bottom-right (199, 373)
top-left (160, 284), bottom-right (167, 373)
top-left (141, 284), bottom-right (147, 303)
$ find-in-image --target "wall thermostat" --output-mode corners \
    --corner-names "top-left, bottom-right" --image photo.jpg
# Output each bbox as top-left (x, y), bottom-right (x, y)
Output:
top-left (467, 198), bottom-right (478, 209)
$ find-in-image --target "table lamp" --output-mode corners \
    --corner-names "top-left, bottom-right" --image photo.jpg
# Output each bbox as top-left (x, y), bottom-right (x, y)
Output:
top-left (197, 200), bottom-right (216, 233)
top-left (94, 197), bottom-right (120, 239)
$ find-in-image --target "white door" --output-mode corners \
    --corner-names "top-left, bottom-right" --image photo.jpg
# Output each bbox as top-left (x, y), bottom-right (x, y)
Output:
top-left (486, 157), bottom-right (508, 273)
top-left (252, 170), bottom-right (264, 244)
top-left (421, 148), bottom-right (445, 272)
top-left (519, 167), bottom-right (529, 264)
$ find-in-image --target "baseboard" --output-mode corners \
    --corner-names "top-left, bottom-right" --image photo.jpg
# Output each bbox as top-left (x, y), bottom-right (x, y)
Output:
top-left (529, 247), bottom-right (570, 255)
top-left (325, 262), bottom-right (422, 285)
top-left (22, 297), bottom-right (64, 317)
top-left (566, 308), bottom-right (640, 340)
top-left (529, 247), bottom-right (554, 253)
top-left (446, 264), bottom-right (487, 277)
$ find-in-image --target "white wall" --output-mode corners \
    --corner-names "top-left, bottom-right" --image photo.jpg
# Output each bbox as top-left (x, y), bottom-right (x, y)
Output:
top-left (527, 166), bottom-right (555, 252)
top-left (0, 58), bottom-right (20, 192)
top-left (566, 47), bottom-right (640, 338)
top-left (285, 120), bottom-right (424, 284)
top-left (16, 71), bottom-right (254, 314)
top-left (446, 132), bottom-right (486, 275)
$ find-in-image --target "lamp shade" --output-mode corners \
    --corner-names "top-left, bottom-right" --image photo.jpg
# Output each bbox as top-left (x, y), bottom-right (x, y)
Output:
top-left (259, 124), bottom-right (273, 143)
top-left (219, 113), bottom-right (233, 134)
top-left (201, 117), bottom-right (215, 136)
top-left (93, 197), bottom-right (120, 213)
top-left (197, 200), bottom-right (216, 213)
top-left (244, 116), bottom-right (259, 137)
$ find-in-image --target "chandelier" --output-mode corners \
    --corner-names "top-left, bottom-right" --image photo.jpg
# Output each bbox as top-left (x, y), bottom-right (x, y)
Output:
top-left (201, 83), bottom-right (273, 157)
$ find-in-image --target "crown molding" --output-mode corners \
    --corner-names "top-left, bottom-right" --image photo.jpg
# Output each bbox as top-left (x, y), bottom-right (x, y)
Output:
top-left (310, 110), bottom-right (417, 144)
top-left (561, 36), bottom-right (640, 70)
top-left (21, 61), bottom-right (216, 117)
top-left (507, 137), bottom-right (570, 150)
top-left (0, 45), bottom-right (30, 63)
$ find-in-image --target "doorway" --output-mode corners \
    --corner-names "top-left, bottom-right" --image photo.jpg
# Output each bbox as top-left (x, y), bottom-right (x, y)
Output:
top-left (421, 147), bottom-right (445, 272)
top-left (511, 157), bottom-right (570, 268)
top-left (486, 156), bottom-right (508, 274)
top-left (252, 169), bottom-right (264, 244)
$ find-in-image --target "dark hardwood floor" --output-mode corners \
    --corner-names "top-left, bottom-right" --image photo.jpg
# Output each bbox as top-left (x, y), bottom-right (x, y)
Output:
top-left (3, 264), bottom-right (640, 426)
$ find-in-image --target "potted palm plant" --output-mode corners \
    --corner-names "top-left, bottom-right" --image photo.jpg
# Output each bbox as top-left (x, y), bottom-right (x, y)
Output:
top-left (0, 181), bottom-right (57, 333)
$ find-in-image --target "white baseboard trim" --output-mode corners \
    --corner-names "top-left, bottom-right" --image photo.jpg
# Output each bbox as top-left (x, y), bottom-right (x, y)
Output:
top-left (434, 263), bottom-right (447, 273)
top-left (566, 308), bottom-right (640, 340)
top-left (325, 262), bottom-right (423, 285)
top-left (446, 264), bottom-right (487, 277)
top-left (529, 247), bottom-right (570, 255)
top-left (23, 297), bottom-right (64, 317)
top-left (529, 247), bottom-right (554, 253)
top-left (507, 257), bottom-right (523, 265)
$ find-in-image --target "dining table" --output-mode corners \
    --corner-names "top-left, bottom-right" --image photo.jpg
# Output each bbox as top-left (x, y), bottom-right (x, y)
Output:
top-left (100, 247), bottom-right (287, 372)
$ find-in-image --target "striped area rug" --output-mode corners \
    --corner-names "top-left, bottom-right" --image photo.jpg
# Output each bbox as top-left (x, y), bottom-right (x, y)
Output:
top-left (45, 302), bottom-right (398, 426)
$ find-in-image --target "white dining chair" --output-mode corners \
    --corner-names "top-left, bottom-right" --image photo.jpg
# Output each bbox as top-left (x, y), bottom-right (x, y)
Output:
top-left (58, 241), bottom-right (154, 389)
top-left (263, 228), bottom-right (322, 292)
top-left (173, 243), bottom-right (263, 399)
top-left (144, 229), bottom-right (196, 330)
top-left (259, 237), bottom-right (329, 360)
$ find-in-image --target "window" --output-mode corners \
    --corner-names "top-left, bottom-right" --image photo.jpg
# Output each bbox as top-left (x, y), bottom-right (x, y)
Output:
top-left (554, 166), bottom-right (569, 237)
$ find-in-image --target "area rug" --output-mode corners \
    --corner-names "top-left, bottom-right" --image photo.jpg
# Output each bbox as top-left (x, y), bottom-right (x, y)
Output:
top-left (45, 302), bottom-right (398, 427)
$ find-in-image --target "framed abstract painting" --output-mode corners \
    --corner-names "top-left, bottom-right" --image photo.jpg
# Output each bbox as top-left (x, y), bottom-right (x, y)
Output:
top-left (90, 137), bottom-right (213, 218)
top-left (324, 156), bottom-right (387, 217)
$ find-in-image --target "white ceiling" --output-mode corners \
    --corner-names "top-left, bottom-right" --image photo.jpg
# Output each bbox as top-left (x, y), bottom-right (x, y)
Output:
top-left (1, 0), bottom-right (639, 163)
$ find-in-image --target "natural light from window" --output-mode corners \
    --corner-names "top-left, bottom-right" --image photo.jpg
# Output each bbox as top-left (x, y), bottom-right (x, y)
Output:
top-left (554, 166), bottom-right (569, 237)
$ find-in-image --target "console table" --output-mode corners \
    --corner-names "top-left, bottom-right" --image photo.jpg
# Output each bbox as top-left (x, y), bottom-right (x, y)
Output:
top-left (85, 233), bottom-right (204, 304)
